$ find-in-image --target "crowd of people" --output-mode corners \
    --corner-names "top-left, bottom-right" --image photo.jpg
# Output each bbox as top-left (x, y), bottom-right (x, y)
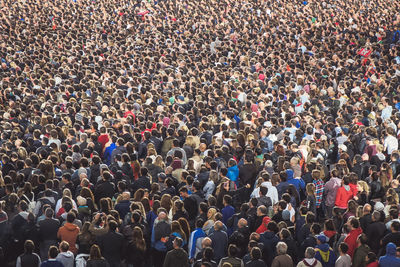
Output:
top-left (0, 0), bottom-right (400, 266)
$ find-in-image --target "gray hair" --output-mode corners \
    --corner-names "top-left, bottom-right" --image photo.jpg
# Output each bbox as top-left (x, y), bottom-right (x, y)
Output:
top-left (305, 247), bottom-right (316, 259)
top-left (276, 242), bottom-right (288, 255)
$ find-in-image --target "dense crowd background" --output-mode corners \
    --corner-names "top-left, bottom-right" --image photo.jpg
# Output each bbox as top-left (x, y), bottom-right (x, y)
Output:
top-left (0, 0), bottom-right (400, 266)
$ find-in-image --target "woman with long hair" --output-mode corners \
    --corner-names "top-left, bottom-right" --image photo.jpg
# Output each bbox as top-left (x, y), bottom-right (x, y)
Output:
top-left (355, 181), bottom-right (370, 206)
top-left (77, 222), bottom-right (94, 254)
top-left (166, 221), bottom-right (187, 250)
top-left (55, 188), bottom-right (77, 215)
top-left (125, 227), bottom-right (146, 267)
top-left (343, 200), bottom-right (358, 222)
top-left (202, 208), bottom-right (217, 235)
top-left (86, 244), bottom-right (109, 267)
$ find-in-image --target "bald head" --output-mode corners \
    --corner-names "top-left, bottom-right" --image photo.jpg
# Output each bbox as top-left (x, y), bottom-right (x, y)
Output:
top-left (214, 220), bottom-right (223, 231)
top-left (238, 218), bottom-right (247, 228)
top-left (122, 191), bottom-right (130, 200)
top-left (202, 237), bottom-right (212, 248)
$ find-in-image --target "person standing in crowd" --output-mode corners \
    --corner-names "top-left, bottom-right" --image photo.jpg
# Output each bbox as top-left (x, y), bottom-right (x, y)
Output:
top-left (40, 246), bottom-right (64, 267)
top-left (16, 240), bottom-right (41, 267)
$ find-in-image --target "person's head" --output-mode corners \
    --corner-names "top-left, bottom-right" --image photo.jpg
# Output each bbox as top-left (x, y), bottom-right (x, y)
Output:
top-left (349, 217), bottom-right (360, 230)
top-left (339, 242), bottom-right (349, 255)
top-left (357, 233), bottom-right (368, 246)
top-left (48, 246), bottom-right (59, 259)
top-left (305, 247), bottom-right (316, 259)
top-left (228, 244), bottom-right (238, 257)
top-left (24, 240), bottom-right (35, 254)
top-left (202, 237), bottom-right (212, 248)
top-left (66, 211), bottom-right (76, 223)
top-left (250, 247), bottom-right (262, 260)
top-left (45, 207), bottom-right (54, 218)
top-left (59, 241), bottom-right (69, 253)
top-left (89, 244), bottom-right (103, 260)
top-left (276, 242), bottom-right (288, 255)
top-left (372, 211), bottom-right (381, 222)
top-left (391, 221), bottom-right (400, 232)
top-left (173, 237), bottom-right (183, 249)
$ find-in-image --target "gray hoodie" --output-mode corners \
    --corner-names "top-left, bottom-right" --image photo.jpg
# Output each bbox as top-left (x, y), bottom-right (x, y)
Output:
top-left (56, 251), bottom-right (74, 267)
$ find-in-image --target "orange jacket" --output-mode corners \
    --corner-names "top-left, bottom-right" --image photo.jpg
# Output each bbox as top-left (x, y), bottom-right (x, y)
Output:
top-left (57, 222), bottom-right (80, 254)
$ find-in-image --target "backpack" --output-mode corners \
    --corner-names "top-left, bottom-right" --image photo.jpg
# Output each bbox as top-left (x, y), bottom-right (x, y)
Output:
top-left (75, 253), bottom-right (90, 267)
top-left (22, 194), bottom-right (36, 213)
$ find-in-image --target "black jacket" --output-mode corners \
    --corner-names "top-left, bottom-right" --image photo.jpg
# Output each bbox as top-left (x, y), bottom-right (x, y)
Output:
top-left (210, 230), bottom-right (228, 262)
top-left (245, 259), bottom-right (267, 267)
top-left (130, 176), bottom-right (151, 193)
top-left (38, 218), bottom-right (60, 241)
top-left (96, 231), bottom-right (124, 264)
top-left (94, 180), bottom-right (115, 203)
top-left (86, 259), bottom-right (110, 267)
top-left (163, 248), bottom-right (189, 267)
top-left (366, 221), bottom-right (386, 254)
top-left (229, 226), bottom-right (250, 257)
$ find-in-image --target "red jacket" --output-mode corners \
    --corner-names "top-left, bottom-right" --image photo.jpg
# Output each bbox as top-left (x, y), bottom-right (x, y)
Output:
top-left (335, 186), bottom-right (354, 209)
top-left (366, 262), bottom-right (378, 267)
top-left (344, 227), bottom-right (363, 258)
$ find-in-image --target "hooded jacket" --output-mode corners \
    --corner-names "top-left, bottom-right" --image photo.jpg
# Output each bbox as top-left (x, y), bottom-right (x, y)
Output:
top-left (287, 169), bottom-right (305, 193)
top-left (227, 165), bottom-right (240, 185)
top-left (344, 227), bottom-right (363, 258)
top-left (251, 181), bottom-right (279, 205)
top-left (379, 243), bottom-right (400, 266)
top-left (335, 185), bottom-right (353, 209)
top-left (57, 223), bottom-right (80, 254)
top-left (324, 177), bottom-right (341, 207)
top-left (315, 243), bottom-right (336, 267)
top-left (56, 251), bottom-right (74, 267)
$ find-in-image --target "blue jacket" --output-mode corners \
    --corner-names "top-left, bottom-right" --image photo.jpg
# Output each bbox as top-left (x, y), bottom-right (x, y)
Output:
top-left (115, 200), bottom-right (131, 220)
top-left (104, 143), bottom-right (116, 165)
top-left (222, 205), bottom-right (235, 226)
top-left (227, 165), bottom-right (239, 186)
top-left (287, 169), bottom-right (305, 193)
top-left (188, 228), bottom-right (206, 259)
top-left (379, 243), bottom-right (400, 267)
top-left (260, 231), bottom-right (279, 266)
top-left (315, 243), bottom-right (336, 267)
top-left (210, 230), bottom-right (228, 262)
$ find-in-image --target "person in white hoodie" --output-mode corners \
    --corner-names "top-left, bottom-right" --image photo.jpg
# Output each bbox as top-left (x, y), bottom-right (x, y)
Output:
top-left (251, 173), bottom-right (279, 205)
top-left (56, 241), bottom-right (74, 267)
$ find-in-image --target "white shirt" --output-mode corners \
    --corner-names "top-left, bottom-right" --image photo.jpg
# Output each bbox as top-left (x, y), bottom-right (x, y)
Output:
top-left (384, 135), bottom-right (398, 155)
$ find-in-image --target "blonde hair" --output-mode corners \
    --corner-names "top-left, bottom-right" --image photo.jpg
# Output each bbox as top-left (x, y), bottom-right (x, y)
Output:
top-left (357, 181), bottom-right (369, 195)
top-left (207, 208), bottom-right (217, 221)
top-left (184, 136), bottom-right (196, 148)
top-left (306, 183), bottom-right (316, 196)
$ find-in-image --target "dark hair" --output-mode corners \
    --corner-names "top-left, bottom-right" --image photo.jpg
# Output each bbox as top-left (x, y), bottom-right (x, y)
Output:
top-left (251, 247), bottom-right (262, 260)
top-left (48, 246), bottom-right (59, 259)
top-left (66, 212), bottom-right (76, 223)
top-left (339, 242), bottom-right (349, 254)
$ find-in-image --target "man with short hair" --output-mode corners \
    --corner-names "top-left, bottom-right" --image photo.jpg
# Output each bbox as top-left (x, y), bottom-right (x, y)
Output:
top-left (352, 234), bottom-right (370, 267)
top-left (56, 241), bottom-right (74, 267)
top-left (57, 212), bottom-right (80, 255)
top-left (271, 242), bottom-right (293, 267)
top-left (38, 208), bottom-right (60, 260)
top-left (209, 221), bottom-right (228, 262)
top-left (163, 237), bottom-right (189, 267)
top-left (96, 220), bottom-right (124, 267)
top-left (40, 246), bottom-right (63, 267)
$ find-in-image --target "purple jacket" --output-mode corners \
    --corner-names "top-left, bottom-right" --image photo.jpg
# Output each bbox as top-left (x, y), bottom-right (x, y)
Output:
top-left (324, 177), bottom-right (342, 207)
